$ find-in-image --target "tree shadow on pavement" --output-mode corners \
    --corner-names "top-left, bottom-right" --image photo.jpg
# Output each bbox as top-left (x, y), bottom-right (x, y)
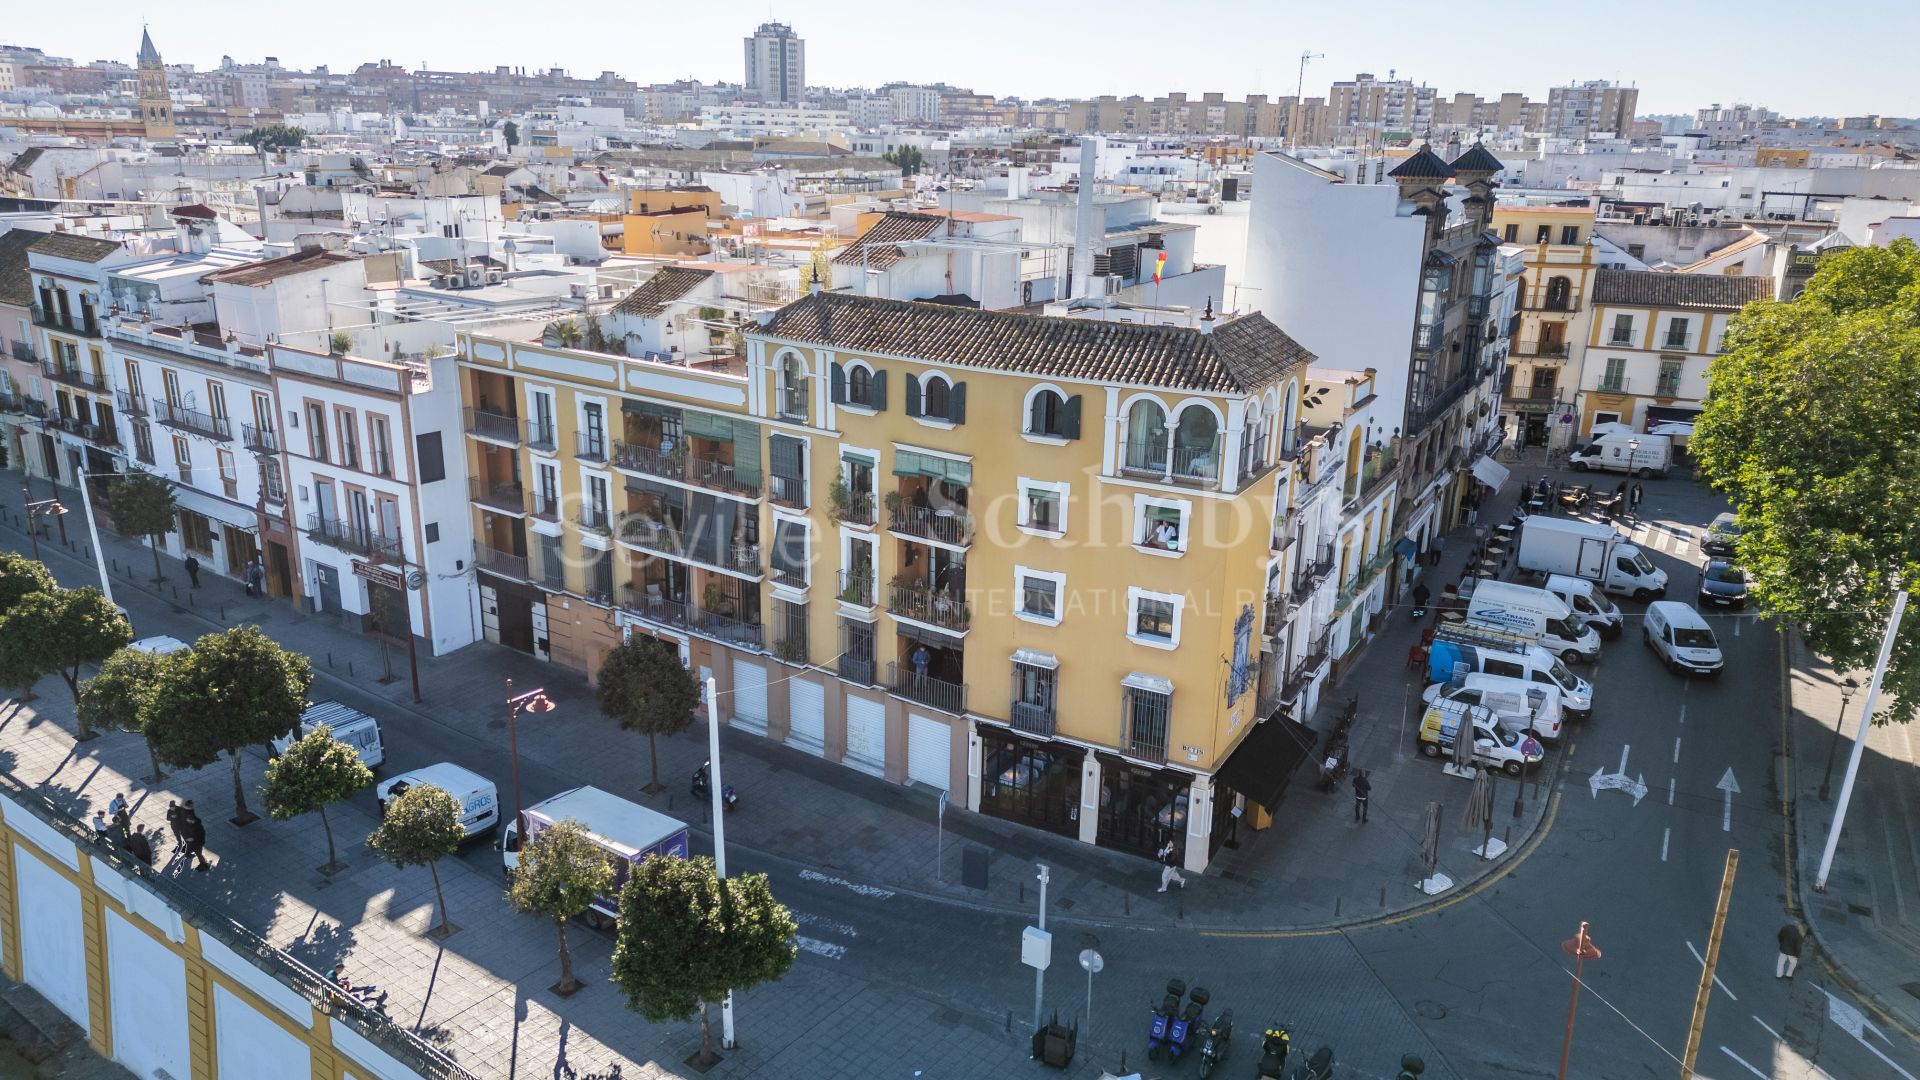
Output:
top-left (283, 912), bottom-right (359, 972)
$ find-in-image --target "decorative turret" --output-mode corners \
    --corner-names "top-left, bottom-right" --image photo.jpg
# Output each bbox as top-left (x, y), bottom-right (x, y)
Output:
top-left (1449, 143), bottom-right (1504, 234)
top-left (1389, 144), bottom-right (1452, 242)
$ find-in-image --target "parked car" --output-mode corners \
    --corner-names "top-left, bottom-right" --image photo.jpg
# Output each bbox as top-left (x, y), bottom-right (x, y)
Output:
top-left (1417, 699), bottom-right (1545, 776)
top-left (1701, 513), bottom-right (1741, 558)
top-left (1698, 559), bottom-right (1748, 609)
top-left (128, 635), bottom-right (191, 656)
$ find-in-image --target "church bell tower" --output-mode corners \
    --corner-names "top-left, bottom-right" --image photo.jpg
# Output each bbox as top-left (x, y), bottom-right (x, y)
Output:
top-left (137, 27), bottom-right (177, 140)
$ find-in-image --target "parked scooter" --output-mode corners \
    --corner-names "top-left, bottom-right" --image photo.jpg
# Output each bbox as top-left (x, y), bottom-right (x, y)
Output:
top-left (1196, 1007), bottom-right (1232, 1077)
top-left (1147, 979), bottom-right (1186, 1061)
top-left (1317, 697), bottom-right (1359, 793)
top-left (1165, 984), bottom-right (1210, 1063)
top-left (1290, 1044), bottom-right (1335, 1080)
top-left (1258, 1027), bottom-right (1291, 1078)
top-left (691, 761), bottom-right (737, 811)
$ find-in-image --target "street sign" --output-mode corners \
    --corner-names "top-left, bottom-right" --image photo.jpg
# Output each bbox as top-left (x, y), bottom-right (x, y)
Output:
top-left (352, 560), bottom-right (404, 590)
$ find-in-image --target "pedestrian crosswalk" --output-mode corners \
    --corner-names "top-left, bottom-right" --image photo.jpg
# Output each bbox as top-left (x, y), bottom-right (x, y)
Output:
top-left (1626, 518), bottom-right (1694, 560)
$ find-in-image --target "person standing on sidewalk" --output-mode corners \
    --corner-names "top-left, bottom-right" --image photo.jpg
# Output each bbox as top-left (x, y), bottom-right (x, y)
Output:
top-left (123, 824), bottom-right (156, 867)
top-left (164, 800), bottom-right (186, 855)
top-left (1353, 770), bottom-right (1372, 823)
top-left (1629, 481), bottom-right (1644, 514)
top-left (1777, 921), bottom-right (1803, 979)
top-left (184, 554), bottom-right (201, 588)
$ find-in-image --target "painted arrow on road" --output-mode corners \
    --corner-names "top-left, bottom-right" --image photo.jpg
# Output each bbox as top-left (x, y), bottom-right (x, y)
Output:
top-left (1717, 767), bottom-right (1740, 832)
top-left (1825, 989), bottom-right (1918, 1080)
top-left (1590, 744), bottom-right (1647, 805)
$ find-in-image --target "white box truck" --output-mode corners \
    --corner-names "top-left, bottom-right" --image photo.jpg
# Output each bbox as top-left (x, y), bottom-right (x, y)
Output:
top-left (498, 786), bottom-right (690, 925)
top-left (1569, 431), bottom-right (1671, 478)
top-left (1516, 517), bottom-right (1668, 600)
top-left (1460, 578), bottom-right (1601, 662)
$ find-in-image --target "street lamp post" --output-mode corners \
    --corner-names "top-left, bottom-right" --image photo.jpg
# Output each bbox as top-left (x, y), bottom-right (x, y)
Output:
top-left (1556, 921), bottom-right (1601, 1080)
top-left (23, 492), bottom-right (68, 565)
top-left (1817, 676), bottom-right (1860, 801)
top-left (703, 676), bottom-right (737, 1050)
top-left (504, 678), bottom-right (556, 841)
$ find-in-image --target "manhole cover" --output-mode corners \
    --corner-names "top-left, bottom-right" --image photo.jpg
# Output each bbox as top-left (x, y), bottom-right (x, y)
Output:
top-left (1415, 1000), bottom-right (1449, 1020)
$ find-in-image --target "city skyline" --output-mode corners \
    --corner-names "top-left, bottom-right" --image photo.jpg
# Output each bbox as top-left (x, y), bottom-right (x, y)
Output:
top-left (5, 0), bottom-right (1914, 119)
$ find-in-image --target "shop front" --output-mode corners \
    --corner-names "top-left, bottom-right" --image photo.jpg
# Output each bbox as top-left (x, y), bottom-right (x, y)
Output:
top-left (1210, 711), bottom-right (1321, 849)
top-left (978, 725), bottom-right (1083, 838)
top-left (1095, 753), bottom-right (1192, 861)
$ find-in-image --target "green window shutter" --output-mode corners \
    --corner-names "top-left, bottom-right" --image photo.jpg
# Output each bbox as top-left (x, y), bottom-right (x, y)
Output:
top-left (1062, 395), bottom-right (1083, 440)
top-left (950, 382), bottom-right (966, 425)
top-left (870, 369), bottom-right (888, 411)
top-left (904, 373), bottom-right (922, 417)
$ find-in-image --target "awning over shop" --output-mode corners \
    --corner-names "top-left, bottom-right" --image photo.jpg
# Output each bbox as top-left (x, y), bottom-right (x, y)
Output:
top-left (1213, 715), bottom-right (1320, 813)
top-left (1643, 405), bottom-right (1702, 430)
top-left (168, 484), bottom-right (258, 533)
top-left (1394, 537), bottom-right (1419, 560)
top-left (1470, 455), bottom-right (1511, 493)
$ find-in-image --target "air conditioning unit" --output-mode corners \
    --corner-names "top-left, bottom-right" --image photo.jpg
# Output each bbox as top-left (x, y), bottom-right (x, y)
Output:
top-left (487, 270), bottom-right (504, 284)
top-left (598, 284), bottom-right (615, 299)
top-left (569, 283), bottom-right (589, 299)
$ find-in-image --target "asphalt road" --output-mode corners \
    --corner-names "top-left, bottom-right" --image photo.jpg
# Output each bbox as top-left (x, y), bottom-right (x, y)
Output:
top-left (20, 469), bottom-right (1920, 1080)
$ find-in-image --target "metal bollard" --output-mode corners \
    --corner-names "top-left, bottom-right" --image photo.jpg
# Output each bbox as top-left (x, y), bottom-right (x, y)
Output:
top-left (327, 652), bottom-right (334, 668)
top-left (347, 661), bottom-right (354, 678)
top-left (1380, 885), bottom-right (1387, 908)
top-left (1335, 897), bottom-right (1341, 917)
top-left (219, 606), bottom-right (225, 622)
top-left (171, 585), bottom-right (179, 600)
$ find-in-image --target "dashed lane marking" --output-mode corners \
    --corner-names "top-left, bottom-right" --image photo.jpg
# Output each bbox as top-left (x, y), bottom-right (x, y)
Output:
top-left (798, 869), bottom-right (895, 899)
top-left (795, 936), bottom-right (847, 961)
top-left (1687, 940), bottom-right (1738, 1000)
top-left (792, 911), bottom-right (860, 938)
top-left (1720, 1047), bottom-right (1769, 1079)
top-left (1661, 827), bottom-right (1670, 862)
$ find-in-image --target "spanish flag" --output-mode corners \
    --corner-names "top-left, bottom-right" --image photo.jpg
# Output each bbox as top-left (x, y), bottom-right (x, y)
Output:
top-left (1154, 251), bottom-right (1167, 285)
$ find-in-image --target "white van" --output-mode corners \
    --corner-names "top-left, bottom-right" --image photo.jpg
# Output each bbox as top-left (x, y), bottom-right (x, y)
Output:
top-left (1541, 575), bottom-right (1623, 640)
top-left (128, 635), bottom-right (192, 655)
top-left (376, 763), bottom-right (499, 840)
top-left (1569, 431), bottom-right (1672, 478)
top-left (1423, 673), bottom-right (1566, 741)
top-left (1417, 700), bottom-right (1546, 777)
top-left (1644, 601), bottom-right (1723, 677)
top-left (1430, 627), bottom-right (1595, 718)
top-left (1461, 578), bottom-right (1602, 662)
top-left (270, 700), bottom-right (386, 769)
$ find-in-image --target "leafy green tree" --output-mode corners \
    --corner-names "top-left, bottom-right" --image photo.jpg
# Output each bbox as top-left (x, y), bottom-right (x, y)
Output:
top-left (11, 589), bottom-right (132, 734)
top-left (883, 145), bottom-right (925, 176)
top-left (502, 120), bottom-right (520, 152)
top-left (611, 855), bottom-right (797, 1067)
top-left (0, 619), bottom-right (42, 703)
top-left (79, 647), bottom-right (178, 781)
top-left (106, 473), bottom-right (178, 582)
top-left (1693, 237), bottom-right (1920, 723)
top-left (507, 818), bottom-right (615, 994)
top-left (264, 725), bottom-right (372, 874)
top-left (0, 552), bottom-right (56, 615)
top-left (367, 784), bottom-right (465, 938)
top-left (145, 626), bottom-right (312, 824)
top-left (597, 636), bottom-right (700, 795)
top-left (239, 124), bottom-right (306, 150)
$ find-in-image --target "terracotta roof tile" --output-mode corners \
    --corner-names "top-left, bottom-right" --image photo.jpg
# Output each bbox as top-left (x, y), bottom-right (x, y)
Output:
top-left (1592, 269), bottom-right (1773, 311)
top-left (831, 212), bottom-right (947, 270)
top-left (27, 232), bottom-right (123, 263)
top-left (759, 292), bottom-right (1315, 394)
top-left (0, 230), bottom-right (40, 307)
top-left (201, 247), bottom-right (355, 287)
top-left (612, 266), bottom-right (714, 318)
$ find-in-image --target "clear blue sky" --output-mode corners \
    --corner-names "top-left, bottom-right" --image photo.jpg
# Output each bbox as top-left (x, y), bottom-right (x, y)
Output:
top-left (15, 0), bottom-right (1918, 118)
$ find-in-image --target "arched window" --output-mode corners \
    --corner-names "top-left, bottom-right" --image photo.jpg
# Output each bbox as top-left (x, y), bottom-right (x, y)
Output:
top-left (1124, 400), bottom-right (1168, 472)
top-left (1028, 389), bottom-right (1066, 437)
top-left (1545, 276), bottom-right (1572, 311)
top-left (923, 375), bottom-right (952, 418)
top-left (847, 364), bottom-right (871, 406)
top-left (1172, 405), bottom-right (1219, 482)
top-left (1281, 385), bottom-right (1299, 455)
top-left (1240, 402), bottom-right (1267, 478)
top-left (779, 354), bottom-right (808, 418)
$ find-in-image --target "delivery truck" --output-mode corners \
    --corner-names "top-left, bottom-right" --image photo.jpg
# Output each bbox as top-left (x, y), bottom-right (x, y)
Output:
top-left (1459, 578), bottom-right (1601, 662)
top-left (1515, 517), bottom-right (1668, 600)
top-left (499, 786), bottom-right (690, 925)
top-left (1568, 431), bottom-right (1671, 478)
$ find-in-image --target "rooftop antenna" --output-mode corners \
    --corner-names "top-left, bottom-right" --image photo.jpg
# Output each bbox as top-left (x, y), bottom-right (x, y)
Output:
top-left (1292, 50), bottom-right (1324, 151)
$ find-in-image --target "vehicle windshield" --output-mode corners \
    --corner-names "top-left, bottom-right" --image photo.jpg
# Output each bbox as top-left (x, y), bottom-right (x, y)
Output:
top-left (1492, 725), bottom-right (1518, 747)
top-left (1631, 550), bottom-right (1657, 575)
top-left (1675, 627), bottom-right (1718, 649)
top-left (1706, 564), bottom-right (1746, 584)
top-left (1548, 659), bottom-right (1576, 688)
top-left (1711, 517), bottom-right (1741, 538)
top-left (1553, 615), bottom-right (1586, 640)
top-left (1591, 591), bottom-right (1618, 614)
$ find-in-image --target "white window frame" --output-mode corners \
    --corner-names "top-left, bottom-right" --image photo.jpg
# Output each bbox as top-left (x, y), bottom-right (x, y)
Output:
top-left (771, 508), bottom-right (812, 593)
top-left (1013, 565), bottom-right (1066, 627)
top-left (840, 359), bottom-right (879, 415)
top-left (575, 393), bottom-right (609, 455)
top-left (840, 443), bottom-right (880, 511)
top-left (1132, 493), bottom-right (1191, 558)
top-left (526, 386), bottom-right (559, 451)
top-left (1016, 477), bottom-right (1071, 537)
top-left (913, 368), bottom-right (958, 430)
top-left (1020, 383), bottom-right (1071, 445)
top-left (1127, 585), bottom-right (1183, 650)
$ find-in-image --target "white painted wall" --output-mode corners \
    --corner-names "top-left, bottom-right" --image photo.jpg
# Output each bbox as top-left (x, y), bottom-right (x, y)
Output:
top-left (215, 983), bottom-right (312, 1078)
top-left (106, 909), bottom-right (191, 1080)
top-left (14, 848), bottom-right (87, 1028)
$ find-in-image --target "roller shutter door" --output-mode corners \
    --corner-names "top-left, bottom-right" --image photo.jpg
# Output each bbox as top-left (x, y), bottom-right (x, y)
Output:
top-left (787, 678), bottom-right (825, 755)
top-left (731, 659), bottom-right (767, 733)
top-left (907, 712), bottom-right (951, 791)
top-left (844, 695), bottom-right (887, 777)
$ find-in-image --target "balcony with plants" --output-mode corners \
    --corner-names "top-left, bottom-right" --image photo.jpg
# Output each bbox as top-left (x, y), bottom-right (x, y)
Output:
top-left (886, 546), bottom-right (968, 633)
top-left (1118, 399), bottom-right (1223, 490)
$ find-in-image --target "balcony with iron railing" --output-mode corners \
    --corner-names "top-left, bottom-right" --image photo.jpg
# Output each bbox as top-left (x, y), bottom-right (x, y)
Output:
top-left (831, 487), bottom-right (877, 527)
top-left (306, 514), bottom-right (403, 562)
top-left (473, 542), bottom-right (530, 581)
top-left (1010, 675), bottom-right (1056, 738)
top-left (41, 360), bottom-right (108, 392)
top-left (526, 418), bottom-right (557, 453)
top-left (1503, 386), bottom-right (1564, 412)
top-left (463, 406), bottom-right (522, 444)
top-left (619, 582), bottom-right (691, 630)
top-left (240, 422), bottom-right (277, 453)
top-left (115, 390), bottom-right (148, 417)
top-left (577, 431), bottom-right (608, 464)
top-left (470, 477), bottom-right (528, 515)
top-left (888, 661), bottom-right (967, 715)
top-left (687, 454), bottom-right (760, 498)
top-left (691, 606), bottom-right (765, 650)
top-left (1119, 438), bottom-right (1223, 490)
top-left (8, 341), bottom-right (38, 364)
top-left (611, 439), bottom-right (684, 482)
top-left (530, 490), bottom-right (561, 522)
top-left (0, 389), bottom-right (18, 414)
top-left (1343, 446), bottom-right (1399, 507)
top-left (838, 568), bottom-right (876, 607)
top-left (615, 515), bottom-right (762, 577)
top-left (839, 652), bottom-right (876, 686)
top-left (1336, 551), bottom-right (1395, 612)
top-left (153, 399), bottom-right (232, 440)
top-left (1514, 340), bottom-right (1570, 359)
top-left (1654, 374), bottom-right (1683, 397)
top-left (1121, 698), bottom-right (1169, 765)
top-left (19, 396), bottom-right (46, 419)
top-left (1595, 374), bottom-right (1629, 394)
top-left (1290, 545), bottom-right (1336, 605)
top-left (81, 420), bottom-right (119, 448)
top-left (32, 304), bottom-right (100, 337)
top-left (578, 504), bottom-right (613, 537)
top-left (887, 503), bottom-right (973, 547)
top-left (888, 580), bottom-right (970, 633)
top-left (776, 384), bottom-right (808, 421)
top-left (1520, 289), bottom-right (1583, 312)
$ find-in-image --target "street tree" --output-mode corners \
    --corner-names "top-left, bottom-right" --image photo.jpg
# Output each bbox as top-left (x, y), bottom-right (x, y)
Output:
top-left (78, 647), bottom-right (178, 781)
top-left (238, 124), bottom-right (306, 150)
top-left (263, 725), bottom-right (372, 874)
top-left (11, 588), bottom-right (132, 735)
top-left (145, 626), bottom-right (312, 824)
top-left (367, 784), bottom-right (465, 938)
top-left (1693, 237), bottom-right (1920, 723)
top-left (0, 551), bottom-right (56, 615)
top-left (611, 855), bottom-right (797, 1067)
top-left (0, 618), bottom-right (43, 703)
top-left (596, 635), bottom-right (699, 795)
top-left (506, 818), bottom-right (615, 994)
top-left (106, 473), bottom-right (178, 582)
top-left (883, 145), bottom-right (925, 176)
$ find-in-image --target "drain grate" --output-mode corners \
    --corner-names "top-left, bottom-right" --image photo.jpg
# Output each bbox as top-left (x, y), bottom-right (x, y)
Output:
top-left (1055, 898), bottom-right (1075, 911)
top-left (1848, 903), bottom-right (1874, 917)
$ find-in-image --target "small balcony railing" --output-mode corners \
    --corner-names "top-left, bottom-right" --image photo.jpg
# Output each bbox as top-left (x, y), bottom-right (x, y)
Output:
top-left (833, 490), bottom-right (877, 526)
top-left (888, 503), bottom-right (972, 547)
top-left (889, 661), bottom-right (967, 715)
top-left (530, 491), bottom-right (561, 521)
top-left (1655, 376), bottom-right (1683, 397)
top-left (526, 419), bottom-right (557, 453)
top-left (1664, 334), bottom-right (1690, 351)
top-left (464, 406), bottom-right (521, 444)
top-left (687, 455), bottom-right (759, 498)
top-left (691, 607), bottom-right (764, 649)
top-left (620, 583), bottom-right (690, 629)
top-left (240, 422), bottom-right (277, 453)
top-left (838, 569), bottom-right (875, 606)
top-left (777, 385), bottom-right (808, 420)
top-left (470, 477), bottom-right (528, 514)
top-left (473, 543), bottom-right (530, 581)
top-left (888, 581), bottom-right (970, 632)
top-left (1516, 340), bottom-right (1570, 359)
top-left (611, 440), bottom-right (684, 481)
top-left (306, 514), bottom-right (402, 561)
top-left (81, 421), bottom-right (119, 448)
top-left (578, 505), bottom-right (613, 536)
top-left (8, 341), bottom-right (38, 363)
top-left (32, 304), bottom-right (100, 337)
top-left (115, 390), bottom-right (148, 417)
top-left (577, 432), bottom-right (608, 463)
top-left (154, 399), bottom-right (232, 440)
top-left (41, 360), bottom-right (107, 392)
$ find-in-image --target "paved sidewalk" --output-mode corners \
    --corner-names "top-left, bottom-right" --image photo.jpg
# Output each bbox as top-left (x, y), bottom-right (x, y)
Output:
top-left (2, 467), bottom-right (1562, 936)
top-left (1784, 633), bottom-right (1920, 1041)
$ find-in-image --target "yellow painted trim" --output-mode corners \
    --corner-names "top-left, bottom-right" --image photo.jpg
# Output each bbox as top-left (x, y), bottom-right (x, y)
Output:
top-left (0, 827), bottom-right (18, 980)
top-left (77, 856), bottom-right (111, 1056)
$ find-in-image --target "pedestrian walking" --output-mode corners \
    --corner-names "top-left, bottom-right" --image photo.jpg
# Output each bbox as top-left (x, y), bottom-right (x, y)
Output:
top-left (1412, 583), bottom-right (1431, 615)
top-left (1352, 770), bottom-right (1372, 823)
top-left (90, 811), bottom-right (112, 841)
top-left (1430, 534), bottom-right (1447, 567)
top-left (1629, 481), bottom-right (1644, 512)
top-left (182, 815), bottom-right (209, 872)
top-left (164, 800), bottom-right (185, 854)
top-left (1776, 922), bottom-right (1803, 979)
top-left (1155, 838), bottom-right (1187, 893)
top-left (110, 807), bottom-right (131, 844)
top-left (124, 824), bottom-right (156, 867)
top-left (1466, 502), bottom-right (1479, 527)
top-left (184, 554), bottom-right (201, 588)
top-left (329, 963), bottom-right (387, 1008)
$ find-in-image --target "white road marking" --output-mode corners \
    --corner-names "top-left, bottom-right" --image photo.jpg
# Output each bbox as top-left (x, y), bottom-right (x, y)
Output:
top-left (795, 936), bottom-right (847, 960)
top-left (1754, 1016), bottom-right (1783, 1042)
top-left (1674, 737), bottom-right (1683, 764)
top-left (1826, 989), bottom-right (1919, 1080)
top-left (1734, 615), bottom-right (1741, 638)
top-left (798, 869), bottom-right (895, 900)
top-left (1590, 744), bottom-right (1647, 804)
top-left (1687, 941), bottom-right (1739, 1000)
top-left (792, 911), bottom-right (860, 938)
top-left (1669, 777), bottom-right (1677, 806)
top-left (1661, 828), bottom-right (1670, 861)
top-left (1678, 704), bottom-right (1686, 725)
top-left (1721, 1047), bottom-right (1769, 1079)
top-left (1718, 767), bottom-right (1741, 832)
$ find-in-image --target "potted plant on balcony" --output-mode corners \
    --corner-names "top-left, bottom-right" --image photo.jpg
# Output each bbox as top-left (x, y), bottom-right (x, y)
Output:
top-left (841, 567), bottom-right (872, 604)
top-left (828, 477), bottom-right (854, 523)
top-left (883, 489), bottom-right (903, 521)
top-left (328, 331), bottom-right (351, 356)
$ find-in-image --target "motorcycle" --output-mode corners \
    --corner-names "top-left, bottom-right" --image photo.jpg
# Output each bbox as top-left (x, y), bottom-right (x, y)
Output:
top-left (1290, 1045), bottom-right (1335, 1080)
top-left (1165, 984), bottom-right (1209, 1063)
top-left (1146, 978), bottom-right (1186, 1061)
top-left (691, 762), bottom-right (737, 811)
top-left (1196, 1007), bottom-right (1232, 1077)
top-left (1258, 1026), bottom-right (1292, 1077)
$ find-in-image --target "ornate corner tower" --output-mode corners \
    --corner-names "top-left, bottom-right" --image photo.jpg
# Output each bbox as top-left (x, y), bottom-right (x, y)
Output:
top-left (138, 28), bottom-right (176, 140)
